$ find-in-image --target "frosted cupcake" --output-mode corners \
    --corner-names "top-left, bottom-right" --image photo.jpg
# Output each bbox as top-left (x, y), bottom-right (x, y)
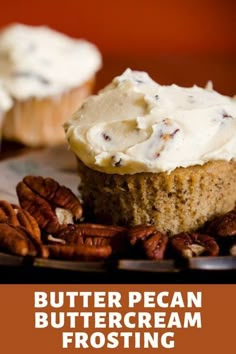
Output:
top-left (65, 69), bottom-right (236, 234)
top-left (0, 24), bottom-right (102, 146)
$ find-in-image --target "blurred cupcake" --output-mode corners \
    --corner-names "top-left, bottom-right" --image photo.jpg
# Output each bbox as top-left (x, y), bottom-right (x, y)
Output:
top-left (0, 82), bottom-right (12, 139)
top-left (0, 24), bottom-right (102, 146)
top-left (65, 69), bottom-right (236, 234)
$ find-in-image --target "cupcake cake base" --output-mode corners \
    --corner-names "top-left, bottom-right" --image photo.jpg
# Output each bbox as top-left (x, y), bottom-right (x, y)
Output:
top-left (2, 79), bottom-right (95, 147)
top-left (77, 159), bottom-right (236, 235)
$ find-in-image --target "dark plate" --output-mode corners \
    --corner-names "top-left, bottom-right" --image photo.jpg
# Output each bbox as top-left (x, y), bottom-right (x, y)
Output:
top-left (0, 252), bottom-right (24, 267)
top-left (33, 257), bottom-right (110, 272)
top-left (118, 259), bottom-right (178, 272)
top-left (1, 251), bottom-right (236, 273)
top-left (188, 256), bottom-right (236, 270)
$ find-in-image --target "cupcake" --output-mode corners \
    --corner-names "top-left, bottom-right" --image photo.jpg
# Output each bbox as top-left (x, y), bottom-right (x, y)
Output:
top-left (0, 24), bottom-right (102, 146)
top-left (65, 69), bottom-right (236, 235)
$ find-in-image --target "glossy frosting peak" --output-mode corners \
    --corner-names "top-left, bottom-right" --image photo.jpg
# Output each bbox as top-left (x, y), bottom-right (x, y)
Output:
top-left (65, 69), bottom-right (236, 174)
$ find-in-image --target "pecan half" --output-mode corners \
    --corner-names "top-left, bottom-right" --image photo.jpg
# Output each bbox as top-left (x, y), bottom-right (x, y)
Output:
top-left (170, 232), bottom-right (219, 259)
top-left (55, 223), bottom-right (127, 242)
top-left (128, 225), bottom-right (157, 246)
top-left (0, 200), bottom-right (19, 225)
top-left (16, 176), bottom-right (82, 234)
top-left (205, 209), bottom-right (236, 237)
top-left (143, 231), bottom-right (168, 260)
top-left (46, 223), bottom-right (128, 260)
top-left (128, 225), bottom-right (168, 260)
top-left (0, 200), bottom-right (41, 241)
top-left (46, 243), bottom-right (112, 261)
top-left (0, 224), bottom-right (47, 258)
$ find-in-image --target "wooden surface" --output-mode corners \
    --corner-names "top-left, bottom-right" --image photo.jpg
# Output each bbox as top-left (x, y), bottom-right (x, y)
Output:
top-left (1, 54), bottom-right (236, 160)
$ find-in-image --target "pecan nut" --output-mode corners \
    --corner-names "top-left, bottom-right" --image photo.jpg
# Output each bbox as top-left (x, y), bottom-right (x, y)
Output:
top-left (205, 209), bottom-right (236, 237)
top-left (0, 200), bottom-right (41, 241)
top-left (128, 225), bottom-right (157, 245)
top-left (143, 231), bottom-right (168, 260)
top-left (128, 225), bottom-right (168, 260)
top-left (46, 223), bottom-right (128, 260)
top-left (46, 243), bottom-right (112, 261)
top-left (0, 223), bottom-right (48, 258)
top-left (55, 223), bottom-right (126, 241)
top-left (16, 176), bottom-right (83, 234)
top-left (0, 200), bottom-right (19, 225)
top-left (170, 232), bottom-right (219, 258)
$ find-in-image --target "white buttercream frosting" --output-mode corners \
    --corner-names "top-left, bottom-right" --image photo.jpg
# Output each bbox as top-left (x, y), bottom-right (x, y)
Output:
top-left (0, 24), bottom-right (102, 99)
top-left (65, 69), bottom-right (236, 175)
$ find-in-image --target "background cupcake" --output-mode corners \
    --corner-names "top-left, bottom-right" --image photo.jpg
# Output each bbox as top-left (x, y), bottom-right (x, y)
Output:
top-left (0, 23), bottom-right (102, 146)
top-left (65, 69), bottom-right (236, 235)
top-left (0, 82), bottom-right (12, 139)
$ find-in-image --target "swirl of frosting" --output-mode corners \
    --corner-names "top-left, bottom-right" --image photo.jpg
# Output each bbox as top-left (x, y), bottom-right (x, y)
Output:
top-left (65, 69), bottom-right (236, 175)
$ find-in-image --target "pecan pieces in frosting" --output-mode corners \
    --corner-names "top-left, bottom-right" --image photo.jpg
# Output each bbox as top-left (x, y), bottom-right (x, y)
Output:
top-left (16, 176), bottom-right (83, 234)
